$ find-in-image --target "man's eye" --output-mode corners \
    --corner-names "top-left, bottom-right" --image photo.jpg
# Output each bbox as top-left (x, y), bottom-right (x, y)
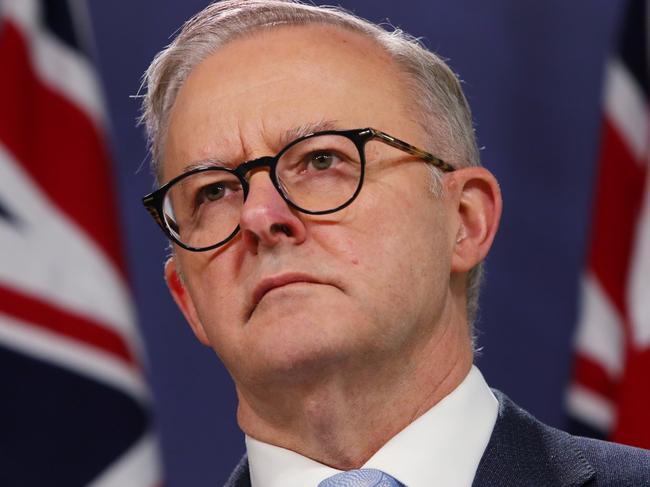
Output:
top-left (196, 183), bottom-right (225, 204)
top-left (309, 151), bottom-right (338, 170)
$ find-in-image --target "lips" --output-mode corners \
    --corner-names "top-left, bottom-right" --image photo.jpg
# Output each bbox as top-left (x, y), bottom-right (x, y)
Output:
top-left (250, 272), bottom-right (327, 314)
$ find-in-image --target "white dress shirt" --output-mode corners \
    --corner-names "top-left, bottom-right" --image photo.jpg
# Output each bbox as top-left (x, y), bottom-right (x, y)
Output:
top-left (246, 365), bottom-right (498, 487)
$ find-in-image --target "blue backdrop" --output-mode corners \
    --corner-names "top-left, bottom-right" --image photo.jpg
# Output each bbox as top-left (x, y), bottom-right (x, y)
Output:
top-left (87, 1), bottom-right (626, 485)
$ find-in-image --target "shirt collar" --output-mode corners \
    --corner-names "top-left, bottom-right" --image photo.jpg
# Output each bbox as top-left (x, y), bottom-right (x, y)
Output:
top-left (246, 365), bottom-right (497, 487)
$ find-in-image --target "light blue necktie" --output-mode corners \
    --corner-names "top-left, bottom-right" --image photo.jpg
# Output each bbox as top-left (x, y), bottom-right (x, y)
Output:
top-left (317, 468), bottom-right (405, 486)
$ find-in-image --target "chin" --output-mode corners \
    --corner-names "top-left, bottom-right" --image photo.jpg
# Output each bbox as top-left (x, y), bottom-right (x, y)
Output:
top-left (236, 292), bottom-right (369, 382)
top-left (240, 321), bottom-right (355, 386)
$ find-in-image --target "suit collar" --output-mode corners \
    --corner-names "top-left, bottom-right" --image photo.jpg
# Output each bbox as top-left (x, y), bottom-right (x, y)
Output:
top-left (472, 390), bottom-right (595, 486)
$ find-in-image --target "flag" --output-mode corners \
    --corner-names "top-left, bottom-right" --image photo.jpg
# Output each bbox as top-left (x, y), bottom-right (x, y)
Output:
top-left (567, 0), bottom-right (650, 449)
top-left (0, 0), bottom-right (163, 484)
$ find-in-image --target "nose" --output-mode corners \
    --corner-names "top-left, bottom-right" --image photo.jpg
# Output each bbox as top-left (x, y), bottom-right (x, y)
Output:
top-left (239, 170), bottom-right (307, 253)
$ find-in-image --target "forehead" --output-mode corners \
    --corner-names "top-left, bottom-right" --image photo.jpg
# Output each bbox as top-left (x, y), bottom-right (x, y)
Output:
top-left (163, 24), bottom-right (420, 180)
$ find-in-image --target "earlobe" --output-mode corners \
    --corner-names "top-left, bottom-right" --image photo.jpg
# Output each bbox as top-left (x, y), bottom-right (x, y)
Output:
top-left (450, 167), bottom-right (502, 273)
top-left (164, 257), bottom-right (211, 346)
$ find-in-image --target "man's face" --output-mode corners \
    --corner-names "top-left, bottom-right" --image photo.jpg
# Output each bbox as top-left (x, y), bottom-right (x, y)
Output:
top-left (162, 25), bottom-right (461, 388)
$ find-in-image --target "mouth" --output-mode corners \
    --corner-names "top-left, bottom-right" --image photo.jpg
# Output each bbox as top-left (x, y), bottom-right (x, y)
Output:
top-left (250, 273), bottom-right (330, 316)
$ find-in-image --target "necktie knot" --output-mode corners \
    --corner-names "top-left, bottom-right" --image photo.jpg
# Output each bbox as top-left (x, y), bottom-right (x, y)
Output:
top-left (318, 468), bottom-right (404, 486)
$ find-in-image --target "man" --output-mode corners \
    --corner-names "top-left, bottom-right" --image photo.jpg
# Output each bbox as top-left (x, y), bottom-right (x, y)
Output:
top-left (140, 1), bottom-right (650, 485)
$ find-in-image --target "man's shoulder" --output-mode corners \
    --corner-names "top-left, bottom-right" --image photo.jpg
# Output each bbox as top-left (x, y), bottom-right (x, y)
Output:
top-left (573, 432), bottom-right (650, 484)
top-left (473, 389), bottom-right (650, 486)
top-left (224, 454), bottom-right (251, 487)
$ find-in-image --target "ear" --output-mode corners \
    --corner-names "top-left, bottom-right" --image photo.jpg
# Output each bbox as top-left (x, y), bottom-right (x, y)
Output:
top-left (164, 257), bottom-right (211, 346)
top-left (449, 167), bottom-right (502, 273)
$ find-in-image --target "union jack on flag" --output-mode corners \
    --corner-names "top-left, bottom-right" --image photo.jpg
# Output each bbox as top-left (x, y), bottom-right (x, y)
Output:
top-left (568, 0), bottom-right (650, 449)
top-left (0, 0), bottom-right (162, 484)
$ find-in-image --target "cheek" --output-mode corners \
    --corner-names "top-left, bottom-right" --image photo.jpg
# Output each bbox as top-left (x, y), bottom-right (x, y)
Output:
top-left (308, 220), bottom-right (363, 268)
top-left (183, 259), bottom-right (241, 335)
top-left (367, 200), bottom-right (451, 294)
top-left (328, 235), bottom-right (362, 267)
top-left (308, 182), bottom-right (444, 283)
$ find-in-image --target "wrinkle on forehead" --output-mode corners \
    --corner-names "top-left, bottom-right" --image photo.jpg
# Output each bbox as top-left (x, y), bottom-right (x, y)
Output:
top-left (236, 118), bottom-right (345, 161)
top-left (163, 24), bottom-right (414, 181)
top-left (179, 118), bottom-right (343, 175)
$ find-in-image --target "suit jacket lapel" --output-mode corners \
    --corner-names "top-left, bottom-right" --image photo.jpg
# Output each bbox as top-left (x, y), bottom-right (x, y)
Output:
top-left (472, 390), bottom-right (595, 487)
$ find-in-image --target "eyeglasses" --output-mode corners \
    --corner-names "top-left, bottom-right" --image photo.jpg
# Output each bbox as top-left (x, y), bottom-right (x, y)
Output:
top-left (142, 127), bottom-right (455, 252)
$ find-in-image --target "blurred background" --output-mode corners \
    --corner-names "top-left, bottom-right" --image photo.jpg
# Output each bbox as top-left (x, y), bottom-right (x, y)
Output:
top-left (3, 0), bottom-right (648, 486)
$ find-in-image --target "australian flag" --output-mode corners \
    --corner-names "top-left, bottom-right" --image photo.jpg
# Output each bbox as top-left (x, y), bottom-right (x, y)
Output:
top-left (0, 0), bottom-right (163, 485)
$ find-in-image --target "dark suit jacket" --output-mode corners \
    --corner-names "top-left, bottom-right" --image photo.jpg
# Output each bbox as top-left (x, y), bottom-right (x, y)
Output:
top-left (223, 390), bottom-right (650, 486)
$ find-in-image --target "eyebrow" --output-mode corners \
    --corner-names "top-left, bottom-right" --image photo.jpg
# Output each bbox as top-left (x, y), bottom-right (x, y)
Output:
top-left (277, 119), bottom-right (341, 147)
top-left (182, 157), bottom-right (229, 174)
top-left (181, 119), bottom-right (342, 175)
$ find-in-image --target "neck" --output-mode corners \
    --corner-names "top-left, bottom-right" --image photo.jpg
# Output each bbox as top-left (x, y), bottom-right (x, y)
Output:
top-left (235, 317), bottom-right (473, 470)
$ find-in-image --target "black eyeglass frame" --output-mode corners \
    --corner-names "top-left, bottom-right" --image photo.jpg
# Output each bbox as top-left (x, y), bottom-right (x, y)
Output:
top-left (142, 127), bottom-right (455, 252)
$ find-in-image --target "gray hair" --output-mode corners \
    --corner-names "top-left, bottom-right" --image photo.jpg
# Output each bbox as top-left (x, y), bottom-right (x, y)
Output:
top-left (140, 0), bottom-right (485, 330)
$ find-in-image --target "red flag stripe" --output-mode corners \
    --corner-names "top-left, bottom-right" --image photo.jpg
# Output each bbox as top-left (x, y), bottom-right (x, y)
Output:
top-left (587, 117), bottom-right (648, 319)
top-left (572, 352), bottom-right (620, 401)
top-left (0, 20), bottom-right (126, 276)
top-left (613, 346), bottom-right (650, 447)
top-left (574, 273), bottom-right (625, 378)
top-left (0, 283), bottom-right (136, 366)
